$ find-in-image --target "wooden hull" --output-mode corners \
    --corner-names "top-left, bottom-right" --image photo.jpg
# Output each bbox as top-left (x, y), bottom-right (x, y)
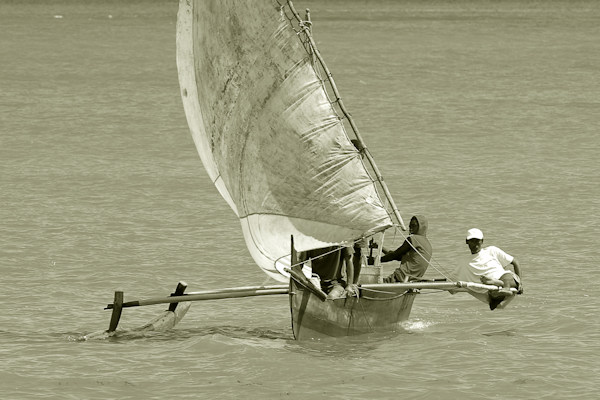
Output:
top-left (289, 277), bottom-right (417, 339)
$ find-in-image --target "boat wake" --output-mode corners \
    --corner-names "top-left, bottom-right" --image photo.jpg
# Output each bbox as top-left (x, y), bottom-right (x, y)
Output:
top-left (401, 319), bottom-right (436, 333)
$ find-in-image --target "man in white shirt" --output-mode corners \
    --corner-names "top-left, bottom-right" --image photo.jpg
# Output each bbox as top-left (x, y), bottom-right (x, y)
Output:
top-left (455, 228), bottom-right (522, 309)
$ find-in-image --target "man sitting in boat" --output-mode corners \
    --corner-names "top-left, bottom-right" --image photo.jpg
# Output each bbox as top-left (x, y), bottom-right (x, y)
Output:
top-left (454, 228), bottom-right (523, 310)
top-left (380, 215), bottom-right (432, 283)
top-left (299, 245), bottom-right (358, 298)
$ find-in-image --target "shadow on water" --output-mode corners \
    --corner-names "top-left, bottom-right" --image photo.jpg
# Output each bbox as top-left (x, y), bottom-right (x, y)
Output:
top-left (280, 319), bottom-right (439, 359)
top-left (182, 325), bottom-right (294, 341)
top-left (286, 333), bottom-right (397, 358)
top-left (482, 329), bottom-right (517, 337)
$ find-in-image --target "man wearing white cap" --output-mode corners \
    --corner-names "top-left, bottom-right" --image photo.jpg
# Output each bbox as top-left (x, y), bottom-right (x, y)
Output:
top-left (455, 228), bottom-right (522, 309)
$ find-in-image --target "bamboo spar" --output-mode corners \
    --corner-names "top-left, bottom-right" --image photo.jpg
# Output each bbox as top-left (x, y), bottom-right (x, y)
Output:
top-left (287, 1), bottom-right (406, 231)
top-left (104, 281), bottom-right (512, 311)
top-left (106, 285), bottom-right (290, 310)
top-left (361, 281), bottom-right (517, 292)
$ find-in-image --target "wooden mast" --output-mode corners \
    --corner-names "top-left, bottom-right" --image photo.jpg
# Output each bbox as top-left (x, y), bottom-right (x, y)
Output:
top-left (287, 1), bottom-right (406, 231)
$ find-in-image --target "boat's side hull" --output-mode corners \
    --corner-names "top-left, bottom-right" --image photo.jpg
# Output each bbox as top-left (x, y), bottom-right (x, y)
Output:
top-left (83, 302), bottom-right (191, 340)
top-left (289, 278), bottom-right (416, 339)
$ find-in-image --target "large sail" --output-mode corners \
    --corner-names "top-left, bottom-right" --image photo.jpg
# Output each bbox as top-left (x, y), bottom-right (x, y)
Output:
top-left (176, 0), bottom-right (394, 281)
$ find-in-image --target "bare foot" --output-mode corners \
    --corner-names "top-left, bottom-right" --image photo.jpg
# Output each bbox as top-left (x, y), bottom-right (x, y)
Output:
top-left (496, 287), bottom-right (514, 296)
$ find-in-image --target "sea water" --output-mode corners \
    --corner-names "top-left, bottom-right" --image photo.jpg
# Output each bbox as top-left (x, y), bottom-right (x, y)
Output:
top-left (1, 1), bottom-right (598, 399)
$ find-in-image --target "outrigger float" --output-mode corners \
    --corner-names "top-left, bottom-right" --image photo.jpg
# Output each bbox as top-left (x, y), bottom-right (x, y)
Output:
top-left (87, 0), bottom-right (519, 339)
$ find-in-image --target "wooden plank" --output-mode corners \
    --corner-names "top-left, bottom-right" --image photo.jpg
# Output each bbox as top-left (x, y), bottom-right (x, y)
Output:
top-left (288, 267), bottom-right (328, 301)
top-left (290, 235), bottom-right (297, 267)
top-left (107, 291), bottom-right (123, 332)
top-left (168, 281), bottom-right (188, 312)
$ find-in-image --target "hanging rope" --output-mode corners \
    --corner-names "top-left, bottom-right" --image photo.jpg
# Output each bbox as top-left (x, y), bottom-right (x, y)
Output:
top-left (385, 224), bottom-right (454, 280)
top-left (355, 298), bottom-right (373, 332)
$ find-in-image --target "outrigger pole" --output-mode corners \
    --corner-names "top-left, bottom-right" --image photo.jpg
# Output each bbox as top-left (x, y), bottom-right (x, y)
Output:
top-left (102, 282), bottom-right (289, 334)
top-left (106, 285), bottom-right (289, 311)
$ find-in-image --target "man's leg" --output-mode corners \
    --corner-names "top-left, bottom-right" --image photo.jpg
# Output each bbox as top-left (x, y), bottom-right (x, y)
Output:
top-left (499, 272), bottom-right (517, 290)
top-left (485, 272), bottom-right (516, 310)
top-left (480, 275), bottom-right (504, 286)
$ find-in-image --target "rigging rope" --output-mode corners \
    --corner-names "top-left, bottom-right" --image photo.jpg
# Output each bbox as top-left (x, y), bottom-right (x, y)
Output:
top-left (278, 0), bottom-right (456, 280)
top-left (386, 224), bottom-right (454, 280)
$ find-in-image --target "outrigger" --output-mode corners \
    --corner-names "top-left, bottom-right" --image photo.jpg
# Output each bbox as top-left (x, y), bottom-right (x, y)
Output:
top-left (84, 281), bottom-right (289, 340)
top-left (87, 267), bottom-right (517, 340)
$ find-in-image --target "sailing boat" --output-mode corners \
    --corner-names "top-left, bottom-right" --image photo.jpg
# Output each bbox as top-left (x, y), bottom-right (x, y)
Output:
top-left (91, 0), bottom-right (519, 340)
top-left (175, 0), bottom-right (418, 338)
top-left (174, 0), bottom-right (520, 339)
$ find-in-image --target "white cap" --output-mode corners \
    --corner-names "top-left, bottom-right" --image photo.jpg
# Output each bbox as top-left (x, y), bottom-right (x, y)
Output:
top-left (466, 228), bottom-right (484, 240)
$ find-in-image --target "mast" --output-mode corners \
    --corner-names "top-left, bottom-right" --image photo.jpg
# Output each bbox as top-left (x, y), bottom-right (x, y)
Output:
top-left (286, 1), bottom-right (406, 231)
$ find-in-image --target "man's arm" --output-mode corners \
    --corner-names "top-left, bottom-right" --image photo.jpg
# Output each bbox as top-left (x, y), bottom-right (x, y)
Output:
top-left (381, 238), bottom-right (412, 263)
top-left (509, 257), bottom-right (521, 277)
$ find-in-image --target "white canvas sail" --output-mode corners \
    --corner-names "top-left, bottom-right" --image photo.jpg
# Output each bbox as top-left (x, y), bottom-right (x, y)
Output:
top-left (176, 0), bottom-right (394, 281)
